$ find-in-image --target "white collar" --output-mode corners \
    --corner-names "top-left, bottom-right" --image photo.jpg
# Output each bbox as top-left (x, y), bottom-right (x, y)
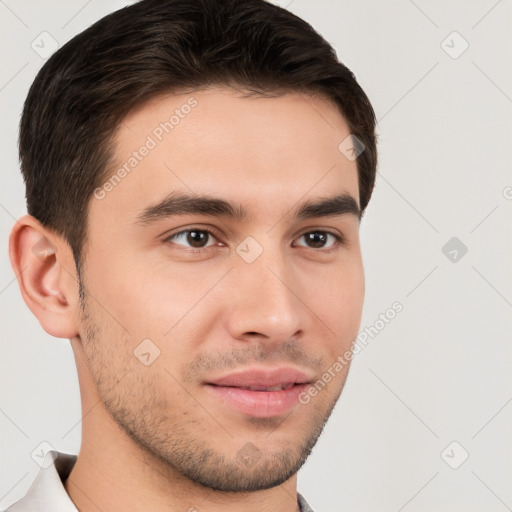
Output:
top-left (6, 451), bottom-right (78, 512)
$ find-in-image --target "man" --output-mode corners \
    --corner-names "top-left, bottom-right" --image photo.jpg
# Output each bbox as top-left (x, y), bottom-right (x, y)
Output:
top-left (7, 0), bottom-right (377, 510)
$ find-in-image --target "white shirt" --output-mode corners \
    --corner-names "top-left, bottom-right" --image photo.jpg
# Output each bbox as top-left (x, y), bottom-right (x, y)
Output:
top-left (4, 451), bottom-right (315, 512)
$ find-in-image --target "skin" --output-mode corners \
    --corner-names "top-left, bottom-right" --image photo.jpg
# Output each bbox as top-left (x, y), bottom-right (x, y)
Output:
top-left (9, 86), bottom-right (365, 512)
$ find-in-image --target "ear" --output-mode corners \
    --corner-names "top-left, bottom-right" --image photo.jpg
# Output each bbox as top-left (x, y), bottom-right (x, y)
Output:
top-left (9, 215), bottom-right (80, 339)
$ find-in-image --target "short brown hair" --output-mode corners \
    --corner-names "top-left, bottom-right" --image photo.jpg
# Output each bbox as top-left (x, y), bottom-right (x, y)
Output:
top-left (19, 0), bottom-right (378, 270)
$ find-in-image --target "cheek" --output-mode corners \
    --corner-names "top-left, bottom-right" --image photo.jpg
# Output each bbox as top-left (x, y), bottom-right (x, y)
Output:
top-left (309, 258), bottom-right (364, 347)
top-left (87, 253), bottom-right (224, 344)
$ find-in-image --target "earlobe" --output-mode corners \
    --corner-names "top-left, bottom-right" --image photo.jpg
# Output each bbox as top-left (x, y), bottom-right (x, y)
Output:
top-left (9, 215), bottom-right (80, 339)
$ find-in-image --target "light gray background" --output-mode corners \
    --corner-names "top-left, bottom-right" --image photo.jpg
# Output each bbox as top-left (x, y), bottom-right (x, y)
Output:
top-left (1, 1), bottom-right (511, 511)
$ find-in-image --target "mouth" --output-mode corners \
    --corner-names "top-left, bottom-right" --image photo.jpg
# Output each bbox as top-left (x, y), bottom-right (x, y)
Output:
top-left (226, 383), bottom-right (296, 391)
top-left (203, 367), bottom-right (313, 418)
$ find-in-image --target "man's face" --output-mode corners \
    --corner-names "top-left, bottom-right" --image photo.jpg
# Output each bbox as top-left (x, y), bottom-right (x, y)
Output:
top-left (79, 87), bottom-right (364, 491)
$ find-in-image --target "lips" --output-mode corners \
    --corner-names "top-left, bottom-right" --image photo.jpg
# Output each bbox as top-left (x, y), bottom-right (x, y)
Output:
top-left (204, 367), bottom-right (313, 418)
top-left (208, 367), bottom-right (312, 388)
top-left (235, 383), bottom-right (295, 391)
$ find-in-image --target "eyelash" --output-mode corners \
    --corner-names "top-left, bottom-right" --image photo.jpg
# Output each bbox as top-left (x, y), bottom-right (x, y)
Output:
top-left (162, 228), bottom-right (345, 252)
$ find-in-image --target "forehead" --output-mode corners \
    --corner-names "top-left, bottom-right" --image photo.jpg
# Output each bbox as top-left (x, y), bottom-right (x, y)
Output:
top-left (93, 87), bottom-right (359, 224)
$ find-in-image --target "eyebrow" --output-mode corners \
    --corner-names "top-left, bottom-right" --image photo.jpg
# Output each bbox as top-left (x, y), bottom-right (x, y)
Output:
top-left (135, 191), bottom-right (360, 225)
top-left (135, 192), bottom-right (247, 224)
top-left (295, 194), bottom-right (361, 221)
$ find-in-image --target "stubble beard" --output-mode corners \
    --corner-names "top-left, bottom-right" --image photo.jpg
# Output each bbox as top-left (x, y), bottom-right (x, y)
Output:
top-left (78, 284), bottom-right (346, 492)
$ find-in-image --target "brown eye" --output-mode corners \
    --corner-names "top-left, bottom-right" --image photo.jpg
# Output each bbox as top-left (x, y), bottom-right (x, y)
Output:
top-left (166, 229), bottom-right (216, 248)
top-left (294, 231), bottom-right (339, 249)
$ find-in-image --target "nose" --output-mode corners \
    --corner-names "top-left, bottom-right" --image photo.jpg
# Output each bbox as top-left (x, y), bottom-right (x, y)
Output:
top-left (224, 254), bottom-right (310, 344)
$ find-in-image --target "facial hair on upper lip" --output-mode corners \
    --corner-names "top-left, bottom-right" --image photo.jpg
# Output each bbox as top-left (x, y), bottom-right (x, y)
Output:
top-left (181, 340), bottom-right (325, 384)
